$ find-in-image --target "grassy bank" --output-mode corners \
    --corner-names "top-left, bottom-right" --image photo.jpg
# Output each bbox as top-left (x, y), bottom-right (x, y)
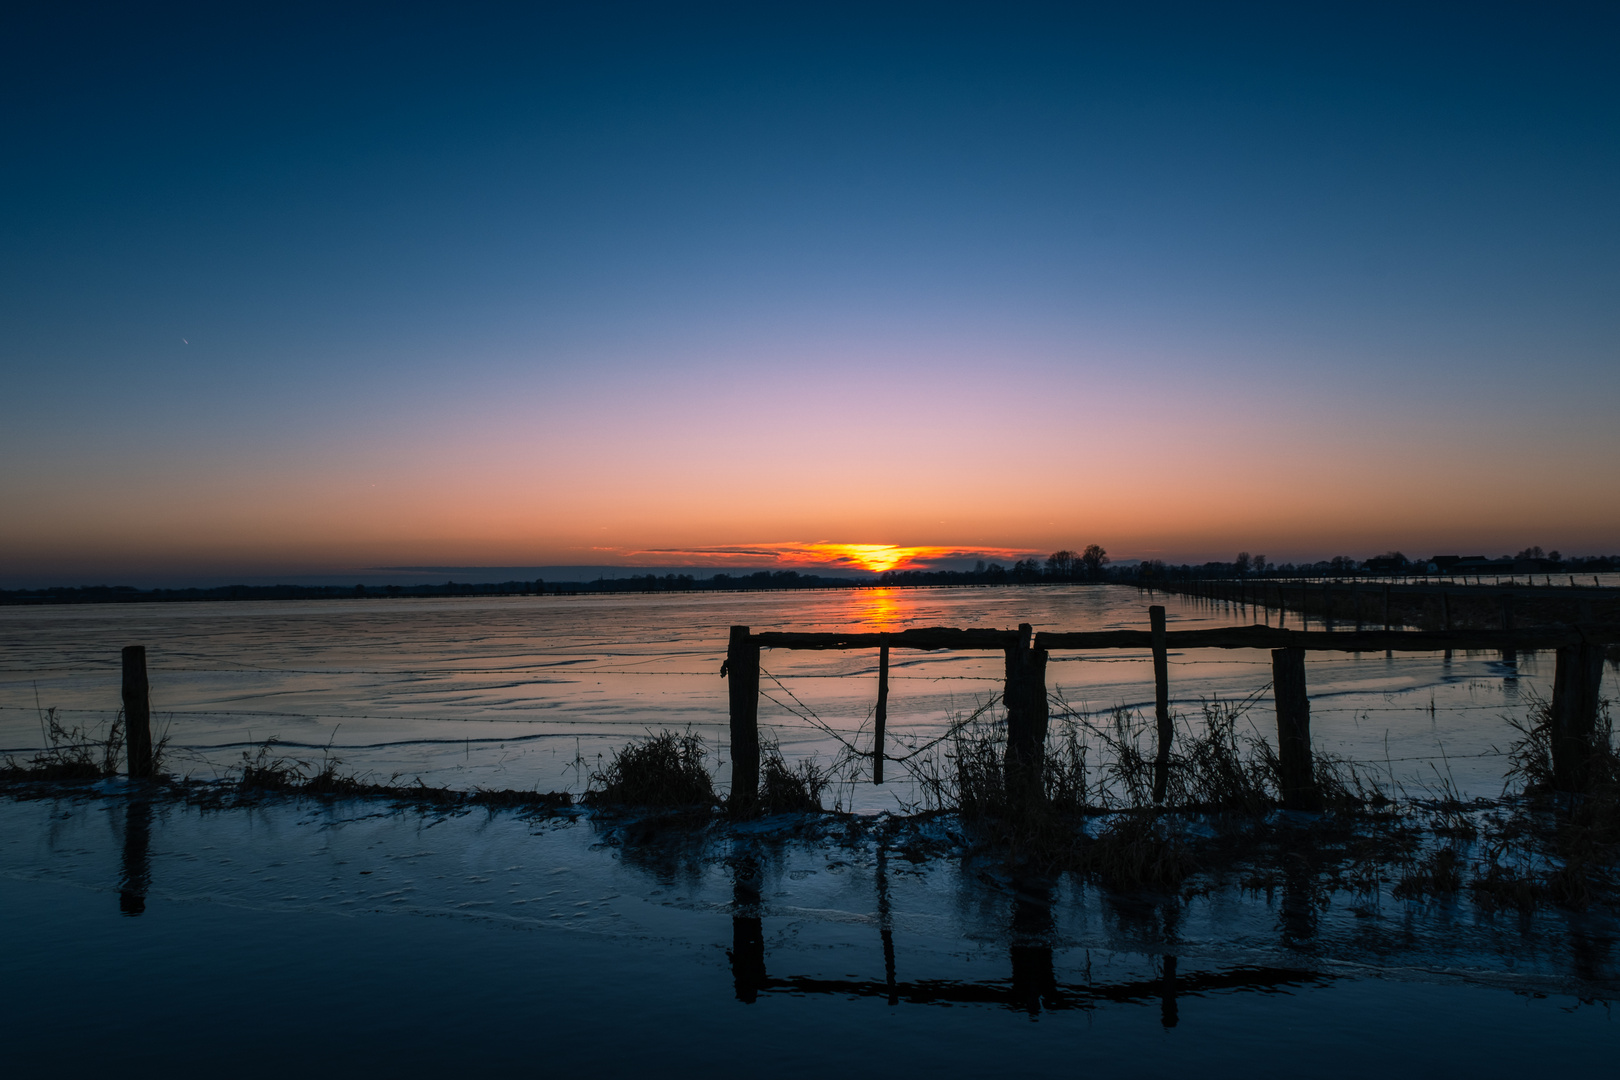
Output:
top-left (5, 697), bottom-right (1617, 916)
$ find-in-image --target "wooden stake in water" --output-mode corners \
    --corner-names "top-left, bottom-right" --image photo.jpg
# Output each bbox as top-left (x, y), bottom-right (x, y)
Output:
top-left (1270, 647), bottom-right (1320, 811)
top-left (122, 646), bottom-right (153, 778)
top-left (873, 642), bottom-right (889, 785)
top-left (725, 625), bottom-right (760, 810)
top-left (1002, 623), bottom-right (1048, 808)
top-left (1551, 643), bottom-right (1605, 793)
top-left (1150, 605), bottom-right (1172, 804)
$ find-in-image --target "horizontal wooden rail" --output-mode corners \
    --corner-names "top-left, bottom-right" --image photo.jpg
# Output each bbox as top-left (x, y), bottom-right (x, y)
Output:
top-left (749, 628), bottom-right (1019, 650)
top-left (749, 624), bottom-right (1620, 653)
top-left (1038, 625), bottom-right (1620, 652)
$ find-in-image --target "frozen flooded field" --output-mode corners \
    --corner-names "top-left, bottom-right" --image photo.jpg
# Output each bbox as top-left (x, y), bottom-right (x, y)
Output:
top-left (4, 587), bottom-right (1616, 1073)
top-left (0, 585), bottom-right (1577, 805)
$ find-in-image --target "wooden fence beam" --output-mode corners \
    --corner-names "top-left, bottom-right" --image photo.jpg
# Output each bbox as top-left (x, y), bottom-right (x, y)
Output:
top-left (726, 625), bottom-right (760, 811)
top-left (1150, 606), bottom-right (1172, 804)
top-left (122, 646), bottom-right (153, 779)
top-left (1551, 643), bottom-right (1605, 793)
top-left (1270, 648), bottom-right (1320, 811)
top-left (1003, 623), bottom-right (1048, 808)
top-left (874, 642), bottom-right (889, 785)
top-left (752, 625), bottom-right (1619, 653)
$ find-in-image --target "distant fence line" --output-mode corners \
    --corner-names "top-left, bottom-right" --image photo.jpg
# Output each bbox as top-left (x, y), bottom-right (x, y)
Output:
top-left (1142, 575), bottom-right (1618, 635)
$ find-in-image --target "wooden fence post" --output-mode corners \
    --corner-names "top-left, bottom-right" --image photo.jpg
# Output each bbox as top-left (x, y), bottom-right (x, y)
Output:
top-left (726, 625), bottom-right (760, 810)
top-left (1003, 623), bottom-right (1049, 809)
top-left (1550, 643), bottom-right (1605, 793)
top-left (122, 646), bottom-right (153, 778)
top-left (1270, 648), bottom-right (1320, 811)
top-left (874, 641), bottom-right (890, 784)
top-left (1150, 606), bottom-right (1172, 803)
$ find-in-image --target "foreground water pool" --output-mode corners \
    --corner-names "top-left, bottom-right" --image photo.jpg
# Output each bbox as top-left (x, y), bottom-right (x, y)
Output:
top-left (2, 788), bottom-right (1614, 1076)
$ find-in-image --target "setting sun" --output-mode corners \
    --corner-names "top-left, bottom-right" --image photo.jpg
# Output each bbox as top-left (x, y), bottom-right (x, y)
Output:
top-left (800, 544), bottom-right (929, 574)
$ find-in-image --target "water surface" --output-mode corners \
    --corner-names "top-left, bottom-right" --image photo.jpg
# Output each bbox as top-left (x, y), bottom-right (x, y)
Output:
top-left (0, 585), bottom-right (1571, 802)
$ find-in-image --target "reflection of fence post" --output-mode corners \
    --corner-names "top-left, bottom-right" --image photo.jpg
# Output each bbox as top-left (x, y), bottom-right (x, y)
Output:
top-left (1150, 606), bottom-right (1172, 803)
top-left (1551, 643), bottom-right (1604, 793)
top-left (122, 646), bottom-right (153, 778)
top-left (1500, 594), bottom-right (1517, 667)
top-left (726, 626), bottom-right (760, 810)
top-left (874, 641), bottom-right (890, 784)
top-left (1003, 623), bottom-right (1048, 808)
top-left (1160, 955), bottom-right (1179, 1029)
top-left (1270, 647), bottom-right (1320, 811)
top-left (120, 799), bottom-right (153, 915)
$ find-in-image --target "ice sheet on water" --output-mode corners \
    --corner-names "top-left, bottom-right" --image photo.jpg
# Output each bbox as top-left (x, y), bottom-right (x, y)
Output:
top-left (0, 586), bottom-right (1559, 804)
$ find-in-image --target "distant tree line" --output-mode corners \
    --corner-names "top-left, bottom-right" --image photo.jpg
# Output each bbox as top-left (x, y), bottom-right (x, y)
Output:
top-left (7, 543), bottom-right (1615, 606)
top-left (0, 570), bottom-right (867, 605)
top-left (876, 545), bottom-right (1114, 586)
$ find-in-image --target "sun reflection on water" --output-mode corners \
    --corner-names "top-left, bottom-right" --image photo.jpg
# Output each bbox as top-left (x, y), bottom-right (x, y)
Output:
top-left (853, 588), bottom-right (905, 630)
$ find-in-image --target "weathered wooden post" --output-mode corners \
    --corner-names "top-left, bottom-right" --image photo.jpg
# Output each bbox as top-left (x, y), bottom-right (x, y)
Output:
top-left (122, 646), bottom-right (153, 778)
top-left (1550, 643), bottom-right (1605, 793)
top-left (1382, 585), bottom-right (1391, 631)
top-left (1270, 648), bottom-right (1320, 811)
top-left (1003, 623), bottom-right (1049, 809)
top-left (1150, 606), bottom-right (1172, 803)
top-left (873, 640), bottom-right (890, 784)
top-left (725, 625), bottom-right (760, 810)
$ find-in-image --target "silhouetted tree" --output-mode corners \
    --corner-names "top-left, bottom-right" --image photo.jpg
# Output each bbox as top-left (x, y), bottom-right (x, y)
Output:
top-left (1045, 550), bottom-right (1077, 578)
top-left (1234, 552), bottom-right (1251, 575)
top-left (1080, 544), bottom-right (1109, 579)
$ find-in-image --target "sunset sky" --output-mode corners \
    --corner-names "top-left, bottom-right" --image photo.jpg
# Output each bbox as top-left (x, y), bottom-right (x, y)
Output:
top-left (4, 3), bottom-right (1618, 586)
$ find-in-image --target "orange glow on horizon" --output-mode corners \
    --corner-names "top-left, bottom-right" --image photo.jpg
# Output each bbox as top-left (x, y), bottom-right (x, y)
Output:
top-left (628, 542), bottom-right (1035, 574)
top-left (802, 544), bottom-right (934, 573)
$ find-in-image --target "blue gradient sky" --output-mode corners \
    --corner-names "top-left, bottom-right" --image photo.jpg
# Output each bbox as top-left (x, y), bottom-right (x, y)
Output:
top-left (4, 2), bottom-right (1618, 585)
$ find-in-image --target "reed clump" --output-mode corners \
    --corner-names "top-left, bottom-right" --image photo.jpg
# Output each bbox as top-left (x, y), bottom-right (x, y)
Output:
top-left (586, 729), bottom-right (715, 809)
top-left (756, 741), bottom-right (829, 814)
top-left (233, 737), bottom-right (571, 808)
top-left (1, 708), bottom-right (125, 782)
top-left (1483, 693), bottom-right (1620, 911)
top-left (1392, 847), bottom-right (1464, 900)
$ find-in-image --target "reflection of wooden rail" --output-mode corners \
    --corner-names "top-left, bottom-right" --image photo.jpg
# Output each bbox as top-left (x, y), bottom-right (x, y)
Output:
top-left (723, 616), bottom-right (1619, 810)
top-left (731, 946), bottom-right (1325, 1019)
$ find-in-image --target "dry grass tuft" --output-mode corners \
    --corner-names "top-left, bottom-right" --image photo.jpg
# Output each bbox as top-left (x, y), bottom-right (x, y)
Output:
top-left (756, 741), bottom-right (829, 813)
top-left (1, 708), bottom-right (125, 782)
top-left (586, 729), bottom-right (715, 809)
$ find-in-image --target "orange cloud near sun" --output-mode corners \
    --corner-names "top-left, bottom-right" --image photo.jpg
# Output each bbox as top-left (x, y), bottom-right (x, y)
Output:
top-left (629, 542), bottom-right (1035, 574)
